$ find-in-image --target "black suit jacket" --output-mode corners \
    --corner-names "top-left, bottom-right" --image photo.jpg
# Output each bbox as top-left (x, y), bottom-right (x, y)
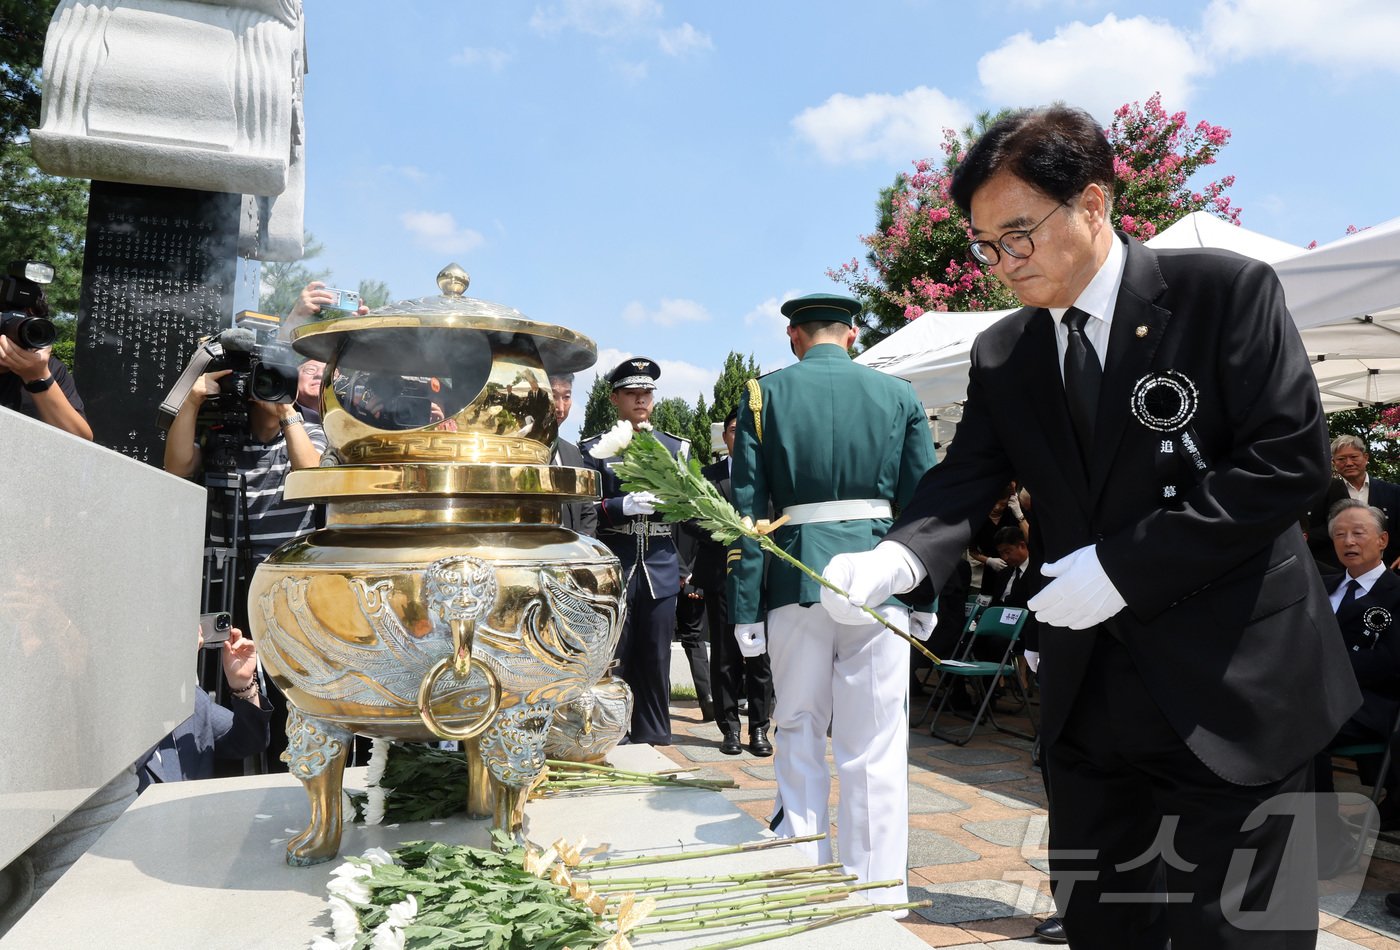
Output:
top-left (1326, 569), bottom-right (1400, 736)
top-left (685, 458), bottom-right (732, 593)
top-left (552, 437), bottom-right (598, 538)
top-left (1309, 477), bottom-right (1400, 570)
top-left (887, 234), bottom-right (1361, 785)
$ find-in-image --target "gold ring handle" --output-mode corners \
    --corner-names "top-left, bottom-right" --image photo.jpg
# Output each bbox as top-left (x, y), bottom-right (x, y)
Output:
top-left (417, 659), bottom-right (501, 740)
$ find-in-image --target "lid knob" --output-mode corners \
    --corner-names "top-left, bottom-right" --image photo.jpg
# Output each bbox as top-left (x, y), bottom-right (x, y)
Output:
top-left (437, 263), bottom-right (470, 297)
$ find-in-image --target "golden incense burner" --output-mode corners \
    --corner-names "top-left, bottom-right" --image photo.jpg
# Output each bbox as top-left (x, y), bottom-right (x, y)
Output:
top-left (248, 265), bottom-right (627, 866)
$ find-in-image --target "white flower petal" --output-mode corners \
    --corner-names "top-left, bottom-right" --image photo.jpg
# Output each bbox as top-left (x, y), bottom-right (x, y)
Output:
top-left (361, 846), bottom-right (394, 866)
top-left (328, 896), bottom-right (360, 941)
top-left (370, 922), bottom-right (406, 950)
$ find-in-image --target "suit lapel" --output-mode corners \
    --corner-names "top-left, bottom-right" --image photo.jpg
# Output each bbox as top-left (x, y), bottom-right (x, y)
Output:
top-left (1021, 310), bottom-right (1092, 519)
top-left (1089, 238), bottom-right (1171, 504)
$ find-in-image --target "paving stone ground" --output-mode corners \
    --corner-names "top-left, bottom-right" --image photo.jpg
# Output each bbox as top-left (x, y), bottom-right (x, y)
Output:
top-left (656, 692), bottom-right (1400, 948)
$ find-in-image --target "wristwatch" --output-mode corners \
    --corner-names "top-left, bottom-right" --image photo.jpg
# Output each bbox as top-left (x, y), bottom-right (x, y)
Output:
top-left (23, 374), bottom-right (55, 393)
top-left (279, 411), bottom-right (305, 429)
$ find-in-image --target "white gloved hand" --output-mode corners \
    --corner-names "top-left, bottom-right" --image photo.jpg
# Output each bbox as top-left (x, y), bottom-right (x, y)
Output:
top-left (983, 557), bottom-right (1009, 572)
top-left (1027, 544), bottom-right (1127, 630)
top-left (1007, 493), bottom-right (1024, 520)
top-left (1023, 649), bottom-right (1040, 673)
top-left (735, 623), bottom-right (767, 657)
top-left (622, 491), bottom-right (660, 516)
top-left (820, 541), bottom-right (923, 626)
top-left (909, 611), bottom-right (937, 642)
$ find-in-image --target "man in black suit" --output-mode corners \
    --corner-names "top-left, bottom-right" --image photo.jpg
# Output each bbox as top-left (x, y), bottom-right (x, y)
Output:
top-left (1309, 435), bottom-right (1400, 571)
top-left (821, 105), bottom-right (1360, 948)
top-left (1315, 499), bottom-right (1400, 862)
top-left (683, 409), bottom-right (773, 756)
top-left (549, 373), bottom-right (597, 538)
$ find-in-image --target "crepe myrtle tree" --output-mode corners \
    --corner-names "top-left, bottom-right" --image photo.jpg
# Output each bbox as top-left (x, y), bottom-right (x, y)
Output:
top-left (832, 94), bottom-right (1239, 349)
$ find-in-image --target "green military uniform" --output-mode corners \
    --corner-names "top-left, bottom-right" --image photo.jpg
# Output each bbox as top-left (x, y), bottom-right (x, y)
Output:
top-left (727, 343), bottom-right (936, 622)
top-left (725, 293), bottom-right (935, 910)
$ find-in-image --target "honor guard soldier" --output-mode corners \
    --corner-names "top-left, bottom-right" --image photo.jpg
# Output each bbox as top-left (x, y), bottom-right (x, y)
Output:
top-left (727, 294), bottom-right (936, 910)
top-left (582, 357), bottom-right (690, 746)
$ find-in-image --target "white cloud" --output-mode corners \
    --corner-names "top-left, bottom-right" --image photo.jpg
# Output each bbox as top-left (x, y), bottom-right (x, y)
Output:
top-left (977, 15), bottom-right (1210, 120)
top-left (378, 164), bottom-right (431, 184)
top-left (615, 60), bottom-right (649, 81)
top-left (621, 297), bottom-right (711, 327)
top-left (530, 0), bottom-right (662, 37)
top-left (658, 22), bottom-right (713, 56)
top-left (791, 86), bottom-right (972, 165)
top-left (1202, 0), bottom-right (1400, 72)
top-left (451, 46), bottom-right (513, 71)
top-left (399, 211), bottom-right (485, 254)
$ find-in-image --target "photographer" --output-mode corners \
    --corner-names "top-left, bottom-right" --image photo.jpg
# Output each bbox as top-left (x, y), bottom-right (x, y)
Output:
top-left (0, 278), bottom-right (92, 441)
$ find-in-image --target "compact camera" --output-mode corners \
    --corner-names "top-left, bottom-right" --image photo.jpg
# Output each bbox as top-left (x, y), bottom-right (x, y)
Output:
top-left (0, 261), bottom-right (56, 350)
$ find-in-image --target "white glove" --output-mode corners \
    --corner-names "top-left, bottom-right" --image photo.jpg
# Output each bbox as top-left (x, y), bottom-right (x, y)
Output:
top-left (1027, 544), bottom-right (1127, 630)
top-left (1007, 494), bottom-right (1024, 520)
top-left (735, 623), bottom-right (766, 657)
top-left (1023, 649), bottom-right (1040, 673)
top-left (820, 541), bottom-right (923, 626)
top-left (983, 557), bottom-right (1009, 572)
top-left (622, 491), bottom-right (659, 516)
top-left (909, 611), bottom-right (937, 642)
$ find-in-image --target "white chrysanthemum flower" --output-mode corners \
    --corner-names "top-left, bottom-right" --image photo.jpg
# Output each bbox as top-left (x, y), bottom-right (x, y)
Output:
top-left (361, 846), bottom-right (394, 866)
top-left (370, 921), bottom-right (407, 950)
top-left (637, 421), bottom-right (652, 431)
top-left (588, 420), bottom-right (635, 459)
top-left (328, 896), bottom-right (360, 941)
top-left (384, 893), bottom-right (418, 929)
top-left (341, 792), bottom-right (355, 819)
top-left (327, 861), bottom-right (373, 905)
top-left (310, 937), bottom-right (352, 950)
top-left (366, 739), bottom-right (391, 786)
top-left (365, 785), bottom-right (388, 826)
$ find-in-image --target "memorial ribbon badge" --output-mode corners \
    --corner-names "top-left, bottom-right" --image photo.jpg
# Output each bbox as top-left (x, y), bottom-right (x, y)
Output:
top-left (1133, 370), bottom-right (1207, 500)
top-left (1364, 606), bottom-right (1392, 635)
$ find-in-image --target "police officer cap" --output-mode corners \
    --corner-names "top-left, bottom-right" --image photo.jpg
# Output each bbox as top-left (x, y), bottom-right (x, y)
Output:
top-left (607, 357), bottom-right (661, 391)
top-left (780, 293), bottom-right (862, 327)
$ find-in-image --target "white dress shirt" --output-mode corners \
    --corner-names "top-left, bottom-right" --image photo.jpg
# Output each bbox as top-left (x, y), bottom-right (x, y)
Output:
top-left (1329, 561), bottom-right (1387, 612)
top-left (1345, 474), bottom-right (1371, 505)
top-left (1048, 233), bottom-right (1127, 380)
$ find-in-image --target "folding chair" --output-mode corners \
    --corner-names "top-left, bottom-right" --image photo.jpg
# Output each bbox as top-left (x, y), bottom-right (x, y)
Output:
top-left (926, 605), bottom-right (1037, 746)
top-left (911, 595), bottom-right (988, 726)
top-left (1329, 702), bottom-right (1400, 864)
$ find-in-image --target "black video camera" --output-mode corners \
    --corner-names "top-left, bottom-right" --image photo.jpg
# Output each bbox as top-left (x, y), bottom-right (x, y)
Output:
top-left (157, 312), bottom-right (300, 434)
top-left (0, 261), bottom-right (57, 350)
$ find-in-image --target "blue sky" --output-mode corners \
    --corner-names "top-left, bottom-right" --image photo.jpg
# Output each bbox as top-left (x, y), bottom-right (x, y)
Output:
top-left (299, 0), bottom-right (1400, 439)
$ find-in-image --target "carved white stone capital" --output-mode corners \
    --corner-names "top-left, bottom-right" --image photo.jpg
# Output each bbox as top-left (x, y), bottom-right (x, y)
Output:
top-left (32, 0), bottom-right (305, 213)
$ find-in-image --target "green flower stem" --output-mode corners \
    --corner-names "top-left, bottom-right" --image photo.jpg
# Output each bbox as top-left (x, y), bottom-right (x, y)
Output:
top-left (750, 532), bottom-right (941, 665)
top-left (633, 889), bottom-right (920, 935)
top-left (539, 777), bottom-right (735, 792)
top-left (578, 833), bottom-right (827, 870)
top-left (640, 879), bottom-right (881, 921)
top-left (680, 901), bottom-right (931, 950)
top-left (582, 862), bottom-right (844, 890)
top-left (600, 873), bottom-right (856, 903)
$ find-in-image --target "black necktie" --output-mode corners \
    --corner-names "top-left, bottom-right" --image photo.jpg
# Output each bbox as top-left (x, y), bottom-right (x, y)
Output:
top-left (1339, 578), bottom-right (1361, 611)
top-left (1063, 307), bottom-right (1103, 459)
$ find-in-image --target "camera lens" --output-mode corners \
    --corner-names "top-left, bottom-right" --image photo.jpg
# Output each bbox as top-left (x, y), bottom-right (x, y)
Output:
top-left (1, 313), bottom-right (56, 349)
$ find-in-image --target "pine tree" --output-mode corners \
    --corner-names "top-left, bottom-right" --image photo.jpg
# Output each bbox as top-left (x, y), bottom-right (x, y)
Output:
top-left (649, 396), bottom-right (694, 438)
top-left (689, 393), bottom-right (714, 464)
top-left (710, 352), bottom-right (762, 422)
top-left (579, 375), bottom-right (616, 439)
top-left (258, 232), bottom-right (331, 315)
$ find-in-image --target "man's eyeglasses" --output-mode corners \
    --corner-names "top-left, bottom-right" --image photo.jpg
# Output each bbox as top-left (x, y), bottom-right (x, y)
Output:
top-left (968, 201), bottom-right (1068, 267)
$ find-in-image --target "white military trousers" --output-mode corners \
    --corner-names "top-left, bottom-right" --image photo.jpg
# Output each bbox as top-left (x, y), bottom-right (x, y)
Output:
top-left (765, 602), bottom-right (910, 908)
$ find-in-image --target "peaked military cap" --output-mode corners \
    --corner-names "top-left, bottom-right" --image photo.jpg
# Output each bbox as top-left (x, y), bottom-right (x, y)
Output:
top-left (780, 293), bottom-right (862, 327)
top-left (607, 356), bottom-right (661, 391)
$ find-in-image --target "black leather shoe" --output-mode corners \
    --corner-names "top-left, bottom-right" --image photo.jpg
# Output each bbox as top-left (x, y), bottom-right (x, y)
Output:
top-left (698, 696), bottom-right (716, 723)
top-left (720, 732), bottom-right (742, 755)
top-left (749, 727), bottom-right (773, 757)
top-left (1033, 917), bottom-right (1067, 943)
top-left (1384, 892), bottom-right (1400, 917)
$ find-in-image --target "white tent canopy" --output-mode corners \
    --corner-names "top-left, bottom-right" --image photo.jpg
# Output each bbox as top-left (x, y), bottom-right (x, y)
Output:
top-left (859, 211), bottom-right (1400, 416)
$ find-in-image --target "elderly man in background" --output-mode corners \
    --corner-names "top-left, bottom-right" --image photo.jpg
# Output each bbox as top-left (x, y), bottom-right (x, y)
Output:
top-left (1310, 435), bottom-right (1400, 571)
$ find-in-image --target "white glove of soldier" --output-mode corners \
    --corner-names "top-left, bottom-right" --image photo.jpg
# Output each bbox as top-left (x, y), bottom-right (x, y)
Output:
top-left (983, 557), bottom-right (1009, 572)
top-left (820, 541), bottom-right (923, 625)
top-left (622, 491), bottom-right (660, 516)
top-left (1007, 493), bottom-right (1025, 520)
top-left (909, 611), bottom-right (937, 642)
top-left (735, 623), bottom-right (766, 657)
top-left (1028, 544), bottom-right (1127, 630)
